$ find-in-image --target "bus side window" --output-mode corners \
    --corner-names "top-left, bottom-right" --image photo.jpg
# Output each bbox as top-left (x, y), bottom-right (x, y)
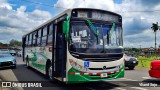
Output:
top-left (25, 35), bottom-right (28, 47)
top-left (32, 31), bottom-right (37, 46)
top-left (27, 35), bottom-right (29, 47)
top-left (37, 29), bottom-right (42, 46)
top-left (28, 34), bottom-right (32, 46)
top-left (41, 26), bottom-right (47, 46)
top-left (31, 33), bottom-right (33, 47)
top-left (47, 24), bottom-right (53, 45)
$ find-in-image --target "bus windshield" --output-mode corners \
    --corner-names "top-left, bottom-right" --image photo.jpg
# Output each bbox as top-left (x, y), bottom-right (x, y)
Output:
top-left (69, 20), bottom-right (123, 53)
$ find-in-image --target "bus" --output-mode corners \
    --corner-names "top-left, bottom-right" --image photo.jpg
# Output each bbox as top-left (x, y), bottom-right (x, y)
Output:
top-left (22, 8), bottom-right (124, 83)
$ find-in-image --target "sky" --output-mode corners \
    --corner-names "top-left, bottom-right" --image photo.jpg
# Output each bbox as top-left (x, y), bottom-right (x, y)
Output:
top-left (0, 0), bottom-right (160, 48)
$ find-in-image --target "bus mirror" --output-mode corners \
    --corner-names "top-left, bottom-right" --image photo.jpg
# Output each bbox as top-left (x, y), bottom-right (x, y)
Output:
top-left (63, 21), bottom-right (69, 39)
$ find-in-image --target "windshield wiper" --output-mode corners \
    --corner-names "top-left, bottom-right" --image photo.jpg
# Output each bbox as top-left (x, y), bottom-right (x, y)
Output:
top-left (86, 20), bottom-right (99, 44)
top-left (109, 23), bottom-right (116, 39)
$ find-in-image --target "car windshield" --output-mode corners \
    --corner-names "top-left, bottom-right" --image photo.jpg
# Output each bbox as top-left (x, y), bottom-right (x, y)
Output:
top-left (69, 20), bottom-right (123, 53)
top-left (0, 51), bottom-right (11, 57)
top-left (10, 50), bottom-right (16, 53)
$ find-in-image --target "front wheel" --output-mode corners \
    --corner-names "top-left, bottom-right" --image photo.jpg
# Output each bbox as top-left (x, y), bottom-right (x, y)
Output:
top-left (47, 63), bottom-right (53, 80)
top-left (128, 66), bottom-right (135, 70)
top-left (26, 56), bottom-right (30, 68)
top-left (11, 65), bottom-right (16, 69)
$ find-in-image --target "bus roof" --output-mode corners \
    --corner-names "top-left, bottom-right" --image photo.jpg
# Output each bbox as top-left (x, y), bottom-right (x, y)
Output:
top-left (23, 8), bottom-right (121, 37)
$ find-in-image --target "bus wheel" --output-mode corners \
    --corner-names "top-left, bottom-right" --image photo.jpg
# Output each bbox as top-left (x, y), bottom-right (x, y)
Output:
top-left (47, 64), bottom-right (53, 80)
top-left (26, 56), bottom-right (30, 68)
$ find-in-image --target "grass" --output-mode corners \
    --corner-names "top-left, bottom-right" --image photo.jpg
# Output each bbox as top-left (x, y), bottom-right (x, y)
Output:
top-left (137, 56), bottom-right (160, 68)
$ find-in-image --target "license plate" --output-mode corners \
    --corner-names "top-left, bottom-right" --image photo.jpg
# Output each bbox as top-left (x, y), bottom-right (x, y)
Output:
top-left (133, 61), bottom-right (136, 63)
top-left (100, 73), bottom-right (108, 78)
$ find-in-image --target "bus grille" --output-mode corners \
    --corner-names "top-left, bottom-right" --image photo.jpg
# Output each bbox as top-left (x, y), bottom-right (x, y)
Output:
top-left (89, 66), bottom-right (117, 70)
top-left (83, 58), bottom-right (120, 62)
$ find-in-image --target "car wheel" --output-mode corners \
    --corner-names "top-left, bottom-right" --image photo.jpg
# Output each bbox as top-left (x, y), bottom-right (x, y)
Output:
top-left (128, 66), bottom-right (135, 70)
top-left (11, 65), bottom-right (16, 69)
top-left (47, 63), bottom-right (53, 80)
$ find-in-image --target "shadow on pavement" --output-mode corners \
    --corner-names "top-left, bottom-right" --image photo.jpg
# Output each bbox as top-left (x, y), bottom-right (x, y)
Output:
top-left (142, 78), bottom-right (160, 85)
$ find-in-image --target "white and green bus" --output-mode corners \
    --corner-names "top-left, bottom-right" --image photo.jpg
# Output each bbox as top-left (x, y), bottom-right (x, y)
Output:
top-left (22, 8), bottom-right (124, 83)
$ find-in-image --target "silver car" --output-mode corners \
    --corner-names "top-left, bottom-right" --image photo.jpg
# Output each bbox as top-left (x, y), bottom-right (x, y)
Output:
top-left (0, 50), bottom-right (16, 68)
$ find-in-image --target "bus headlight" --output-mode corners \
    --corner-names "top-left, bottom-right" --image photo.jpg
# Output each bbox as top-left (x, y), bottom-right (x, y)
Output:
top-left (70, 60), bottom-right (88, 72)
top-left (119, 64), bottom-right (123, 69)
top-left (124, 58), bottom-right (128, 61)
top-left (76, 64), bottom-right (82, 70)
top-left (70, 62), bottom-right (77, 67)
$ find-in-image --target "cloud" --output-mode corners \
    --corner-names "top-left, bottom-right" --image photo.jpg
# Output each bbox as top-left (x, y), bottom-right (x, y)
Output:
top-left (140, 0), bottom-right (160, 8)
top-left (1, 0), bottom-right (160, 48)
top-left (53, 0), bottom-right (115, 15)
top-left (123, 17), bottom-right (151, 35)
top-left (0, 2), bottom-right (51, 43)
top-left (53, 0), bottom-right (160, 48)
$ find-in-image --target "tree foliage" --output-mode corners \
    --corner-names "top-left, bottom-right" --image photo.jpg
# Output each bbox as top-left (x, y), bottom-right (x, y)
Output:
top-left (9, 39), bottom-right (22, 46)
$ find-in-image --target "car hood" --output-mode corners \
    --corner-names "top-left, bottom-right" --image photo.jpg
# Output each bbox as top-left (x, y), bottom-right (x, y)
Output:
top-left (124, 55), bottom-right (136, 59)
top-left (0, 56), bottom-right (15, 62)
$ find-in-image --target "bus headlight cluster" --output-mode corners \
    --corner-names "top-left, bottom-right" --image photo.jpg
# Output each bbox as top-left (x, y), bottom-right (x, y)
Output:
top-left (119, 64), bottom-right (123, 69)
top-left (69, 59), bottom-right (88, 72)
top-left (124, 58), bottom-right (129, 61)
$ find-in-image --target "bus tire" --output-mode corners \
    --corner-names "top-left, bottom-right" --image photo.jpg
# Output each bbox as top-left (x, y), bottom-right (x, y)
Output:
top-left (26, 56), bottom-right (30, 68)
top-left (46, 62), bottom-right (53, 80)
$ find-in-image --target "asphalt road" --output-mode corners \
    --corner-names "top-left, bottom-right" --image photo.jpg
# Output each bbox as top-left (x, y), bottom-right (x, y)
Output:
top-left (1, 57), bottom-right (160, 90)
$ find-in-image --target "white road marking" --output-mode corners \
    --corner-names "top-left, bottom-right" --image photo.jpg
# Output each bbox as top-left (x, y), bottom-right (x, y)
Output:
top-left (115, 87), bottom-right (127, 90)
top-left (120, 78), bottom-right (138, 81)
top-left (142, 77), bottom-right (151, 79)
top-left (130, 87), bottom-right (148, 90)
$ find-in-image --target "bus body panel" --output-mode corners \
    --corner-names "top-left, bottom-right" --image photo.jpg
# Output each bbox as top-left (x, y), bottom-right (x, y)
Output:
top-left (25, 46), bottom-right (52, 74)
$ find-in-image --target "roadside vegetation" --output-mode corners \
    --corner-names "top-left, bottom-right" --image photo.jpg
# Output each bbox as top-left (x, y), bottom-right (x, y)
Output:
top-left (137, 55), bottom-right (160, 68)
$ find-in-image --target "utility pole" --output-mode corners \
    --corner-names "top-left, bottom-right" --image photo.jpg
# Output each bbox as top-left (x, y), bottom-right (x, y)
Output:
top-left (139, 45), bottom-right (141, 52)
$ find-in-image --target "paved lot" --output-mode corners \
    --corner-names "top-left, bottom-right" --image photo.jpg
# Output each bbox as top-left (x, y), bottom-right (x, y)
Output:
top-left (0, 57), bottom-right (160, 90)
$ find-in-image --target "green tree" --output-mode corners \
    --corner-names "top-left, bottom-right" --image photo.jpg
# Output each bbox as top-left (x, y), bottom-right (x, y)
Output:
top-left (0, 42), bottom-right (3, 45)
top-left (9, 39), bottom-right (22, 46)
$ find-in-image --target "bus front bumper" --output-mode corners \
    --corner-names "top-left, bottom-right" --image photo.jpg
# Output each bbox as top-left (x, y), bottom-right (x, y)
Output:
top-left (67, 67), bottom-right (125, 83)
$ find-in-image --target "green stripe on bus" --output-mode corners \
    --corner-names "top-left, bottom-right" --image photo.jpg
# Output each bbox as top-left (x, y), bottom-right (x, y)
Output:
top-left (67, 66), bottom-right (125, 83)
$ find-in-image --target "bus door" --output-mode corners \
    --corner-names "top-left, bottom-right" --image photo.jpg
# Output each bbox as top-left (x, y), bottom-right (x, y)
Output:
top-left (53, 22), bottom-right (66, 81)
top-left (22, 36), bottom-right (26, 62)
